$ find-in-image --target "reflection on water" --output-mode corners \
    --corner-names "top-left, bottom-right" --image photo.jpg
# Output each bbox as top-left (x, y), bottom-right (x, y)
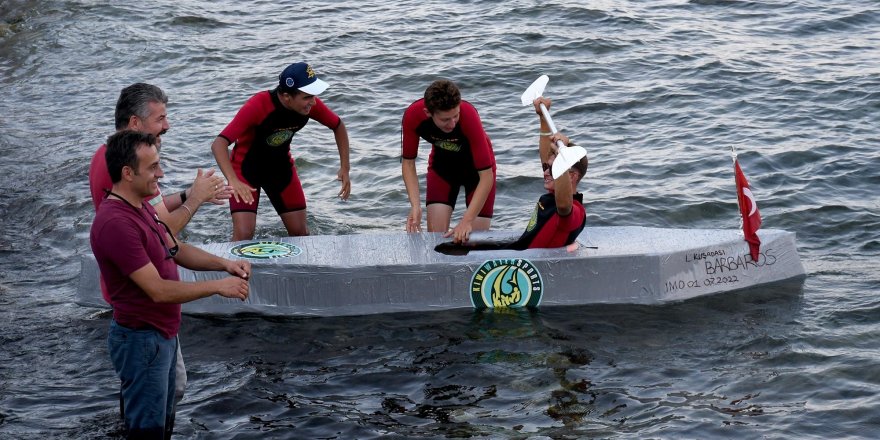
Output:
top-left (127, 284), bottom-right (806, 437)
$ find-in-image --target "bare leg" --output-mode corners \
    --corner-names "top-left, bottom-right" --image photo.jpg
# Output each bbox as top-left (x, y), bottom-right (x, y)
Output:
top-left (231, 212), bottom-right (257, 241)
top-left (426, 204), bottom-right (453, 233)
top-left (472, 217), bottom-right (491, 231)
top-left (279, 210), bottom-right (309, 236)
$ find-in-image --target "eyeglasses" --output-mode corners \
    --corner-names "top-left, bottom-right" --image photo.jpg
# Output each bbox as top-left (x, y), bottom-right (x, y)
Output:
top-left (153, 216), bottom-right (179, 259)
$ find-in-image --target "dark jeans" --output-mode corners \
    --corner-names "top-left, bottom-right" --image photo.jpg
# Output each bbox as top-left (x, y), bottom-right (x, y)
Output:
top-left (109, 320), bottom-right (177, 439)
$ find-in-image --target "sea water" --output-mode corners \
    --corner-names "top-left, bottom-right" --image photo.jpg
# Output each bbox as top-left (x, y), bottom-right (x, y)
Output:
top-left (1, 1), bottom-right (878, 438)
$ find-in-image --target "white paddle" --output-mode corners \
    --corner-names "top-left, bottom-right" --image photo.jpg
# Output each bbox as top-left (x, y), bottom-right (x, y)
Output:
top-left (520, 75), bottom-right (588, 179)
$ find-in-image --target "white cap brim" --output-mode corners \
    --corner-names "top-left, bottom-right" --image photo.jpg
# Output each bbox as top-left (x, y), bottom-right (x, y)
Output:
top-left (298, 78), bottom-right (329, 96)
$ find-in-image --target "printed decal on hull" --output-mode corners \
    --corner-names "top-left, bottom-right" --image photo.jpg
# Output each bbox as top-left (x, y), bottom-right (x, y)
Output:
top-left (230, 241), bottom-right (302, 259)
top-left (470, 259), bottom-right (543, 309)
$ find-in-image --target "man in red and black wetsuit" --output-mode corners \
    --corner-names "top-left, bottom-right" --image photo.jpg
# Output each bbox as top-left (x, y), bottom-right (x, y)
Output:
top-left (401, 79), bottom-right (496, 244)
top-left (211, 62), bottom-right (351, 240)
top-left (508, 97), bottom-right (588, 249)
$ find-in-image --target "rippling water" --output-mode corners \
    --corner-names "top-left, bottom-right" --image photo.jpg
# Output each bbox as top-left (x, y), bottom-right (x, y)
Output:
top-left (1, 0), bottom-right (878, 438)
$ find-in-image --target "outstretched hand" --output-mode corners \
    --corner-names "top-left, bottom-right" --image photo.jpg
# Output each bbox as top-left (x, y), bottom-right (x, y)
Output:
top-left (224, 259), bottom-right (251, 279)
top-left (190, 168), bottom-right (227, 205)
top-left (337, 168), bottom-right (351, 200)
top-left (215, 276), bottom-right (249, 301)
top-left (443, 219), bottom-right (473, 244)
top-left (228, 177), bottom-right (256, 205)
top-left (406, 206), bottom-right (422, 233)
top-left (202, 169), bottom-right (233, 205)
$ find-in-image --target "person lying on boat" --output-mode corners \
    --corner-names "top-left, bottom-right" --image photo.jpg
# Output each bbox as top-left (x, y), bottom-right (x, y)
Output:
top-left (437, 97), bottom-right (587, 254)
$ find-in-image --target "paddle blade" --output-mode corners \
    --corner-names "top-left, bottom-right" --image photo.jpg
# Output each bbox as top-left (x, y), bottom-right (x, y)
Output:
top-left (521, 75), bottom-right (549, 106)
top-left (551, 144), bottom-right (587, 179)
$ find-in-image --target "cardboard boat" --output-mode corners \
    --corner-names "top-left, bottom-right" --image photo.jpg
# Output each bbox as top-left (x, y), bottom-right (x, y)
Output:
top-left (76, 226), bottom-right (806, 317)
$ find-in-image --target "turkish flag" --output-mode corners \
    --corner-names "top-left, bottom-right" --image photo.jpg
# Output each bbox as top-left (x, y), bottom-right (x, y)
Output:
top-left (735, 158), bottom-right (762, 261)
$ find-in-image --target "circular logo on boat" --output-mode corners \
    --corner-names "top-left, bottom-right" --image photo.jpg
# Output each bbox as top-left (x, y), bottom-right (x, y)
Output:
top-left (470, 259), bottom-right (543, 309)
top-left (230, 241), bottom-right (301, 259)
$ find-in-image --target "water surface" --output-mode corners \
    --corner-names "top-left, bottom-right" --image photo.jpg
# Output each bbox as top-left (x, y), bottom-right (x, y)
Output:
top-left (1, 0), bottom-right (878, 438)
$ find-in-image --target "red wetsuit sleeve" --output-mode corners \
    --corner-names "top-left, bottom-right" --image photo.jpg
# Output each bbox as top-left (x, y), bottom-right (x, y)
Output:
top-left (529, 201), bottom-right (586, 249)
top-left (458, 101), bottom-right (495, 171)
top-left (557, 201), bottom-right (586, 236)
top-left (219, 91), bottom-right (273, 145)
top-left (89, 145), bottom-right (111, 210)
top-left (401, 99), bottom-right (427, 160)
top-left (307, 97), bottom-right (341, 130)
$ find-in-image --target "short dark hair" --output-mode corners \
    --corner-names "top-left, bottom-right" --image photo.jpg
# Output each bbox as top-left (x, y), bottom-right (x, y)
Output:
top-left (114, 83), bottom-right (168, 130)
top-left (423, 79), bottom-right (461, 114)
top-left (105, 130), bottom-right (158, 183)
top-left (572, 154), bottom-right (588, 182)
top-left (274, 86), bottom-right (303, 98)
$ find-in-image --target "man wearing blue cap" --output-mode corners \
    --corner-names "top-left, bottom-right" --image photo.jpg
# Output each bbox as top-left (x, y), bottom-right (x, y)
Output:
top-left (211, 62), bottom-right (351, 240)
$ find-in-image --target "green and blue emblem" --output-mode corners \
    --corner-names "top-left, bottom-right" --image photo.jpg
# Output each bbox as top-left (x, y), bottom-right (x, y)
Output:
top-left (230, 241), bottom-right (302, 259)
top-left (470, 259), bottom-right (543, 309)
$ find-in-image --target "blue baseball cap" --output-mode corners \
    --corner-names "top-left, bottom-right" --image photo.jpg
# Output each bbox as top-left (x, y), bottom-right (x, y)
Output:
top-left (278, 62), bottom-right (329, 96)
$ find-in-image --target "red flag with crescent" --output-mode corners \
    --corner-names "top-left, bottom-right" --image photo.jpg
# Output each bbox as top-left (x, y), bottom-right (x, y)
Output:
top-left (735, 158), bottom-right (762, 261)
